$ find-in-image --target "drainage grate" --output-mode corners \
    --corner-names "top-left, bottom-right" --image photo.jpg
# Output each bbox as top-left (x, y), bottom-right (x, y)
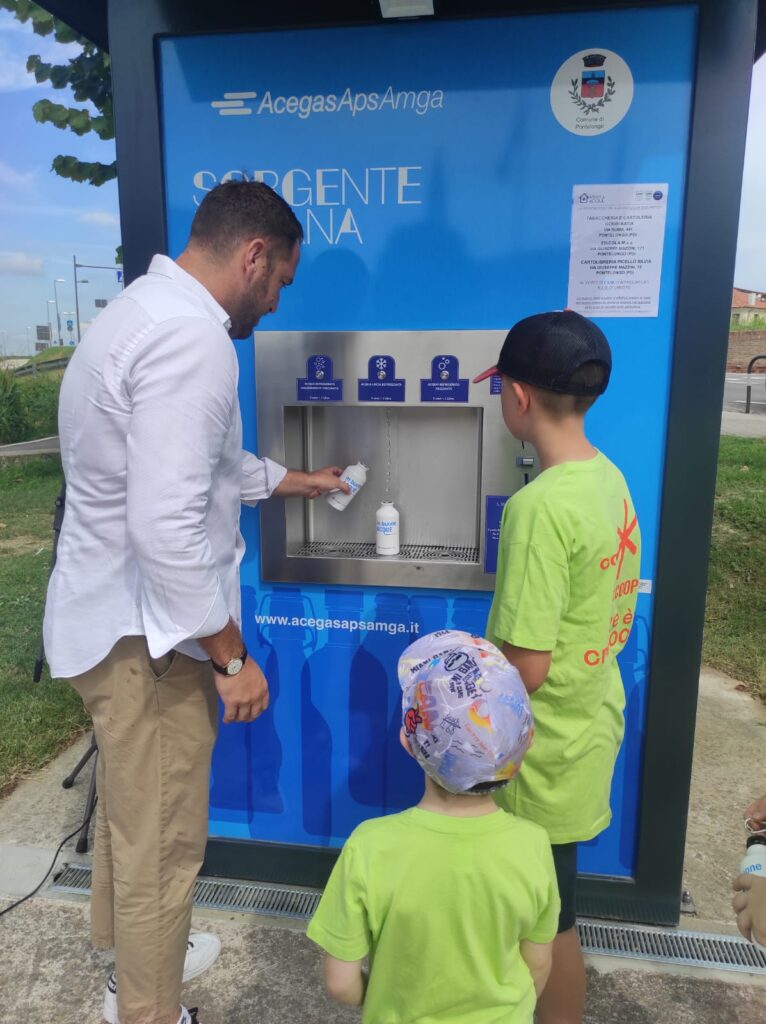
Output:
top-left (51, 863), bottom-right (321, 920)
top-left (578, 919), bottom-right (766, 974)
top-left (49, 866), bottom-right (766, 974)
top-left (295, 540), bottom-right (479, 563)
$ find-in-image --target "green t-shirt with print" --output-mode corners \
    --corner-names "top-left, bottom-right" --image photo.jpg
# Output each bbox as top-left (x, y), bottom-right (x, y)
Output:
top-left (487, 452), bottom-right (641, 844)
top-left (307, 807), bottom-right (560, 1024)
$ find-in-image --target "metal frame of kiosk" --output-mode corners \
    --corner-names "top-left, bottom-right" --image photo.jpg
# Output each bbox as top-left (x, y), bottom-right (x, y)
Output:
top-left (100, 0), bottom-right (757, 925)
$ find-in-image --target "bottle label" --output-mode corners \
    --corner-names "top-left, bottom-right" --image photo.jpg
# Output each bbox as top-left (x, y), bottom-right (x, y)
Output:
top-left (377, 522), bottom-right (397, 535)
top-left (745, 861), bottom-right (765, 874)
top-left (344, 476), bottom-right (361, 494)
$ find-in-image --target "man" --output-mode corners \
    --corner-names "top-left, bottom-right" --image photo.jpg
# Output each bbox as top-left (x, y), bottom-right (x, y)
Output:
top-left (43, 182), bottom-right (348, 1024)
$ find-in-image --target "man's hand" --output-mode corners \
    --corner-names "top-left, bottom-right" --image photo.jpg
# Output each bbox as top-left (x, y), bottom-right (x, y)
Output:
top-left (274, 466), bottom-right (351, 500)
top-left (214, 657), bottom-right (270, 724)
top-left (732, 873), bottom-right (766, 947)
top-left (745, 794), bottom-right (766, 829)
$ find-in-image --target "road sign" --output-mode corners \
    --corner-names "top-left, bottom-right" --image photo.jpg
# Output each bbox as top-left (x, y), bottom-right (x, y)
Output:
top-left (66, 319), bottom-right (74, 332)
top-left (95, 298), bottom-right (107, 308)
top-left (36, 325), bottom-right (51, 341)
top-left (116, 269), bottom-right (123, 283)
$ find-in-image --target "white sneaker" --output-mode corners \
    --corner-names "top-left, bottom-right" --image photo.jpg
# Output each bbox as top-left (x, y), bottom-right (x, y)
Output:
top-left (102, 933), bottom-right (220, 1023)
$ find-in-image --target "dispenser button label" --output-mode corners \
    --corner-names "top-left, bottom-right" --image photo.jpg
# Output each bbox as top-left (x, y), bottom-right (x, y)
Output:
top-left (485, 495), bottom-right (511, 574)
top-left (358, 354), bottom-right (405, 402)
top-left (421, 354), bottom-right (468, 403)
top-left (297, 354), bottom-right (343, 402)
top-left (490, 375), bottom-right (502, 395)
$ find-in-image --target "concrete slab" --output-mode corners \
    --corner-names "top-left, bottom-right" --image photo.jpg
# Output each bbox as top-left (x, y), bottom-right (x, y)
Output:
top-left (720, 409), bottom-right (766, 437)
top-left (0, 732), bottom-right (91, 849)
top-left (1, 895), bottom-right (763, 1024)
top-left (682, 668), bottom-right (766, 926)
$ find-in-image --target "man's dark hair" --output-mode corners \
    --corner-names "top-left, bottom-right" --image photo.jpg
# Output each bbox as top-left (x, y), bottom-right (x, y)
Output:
top-left (189, 181), bottom-right (303, 259)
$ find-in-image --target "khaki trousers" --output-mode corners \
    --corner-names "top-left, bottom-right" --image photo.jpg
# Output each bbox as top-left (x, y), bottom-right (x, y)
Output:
top-left (69, 636), bottom-right (218, 1024)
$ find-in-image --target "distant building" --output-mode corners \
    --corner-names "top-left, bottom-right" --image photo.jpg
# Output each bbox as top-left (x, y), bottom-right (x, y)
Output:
top-left (731, 286), bottom-right (766, 325)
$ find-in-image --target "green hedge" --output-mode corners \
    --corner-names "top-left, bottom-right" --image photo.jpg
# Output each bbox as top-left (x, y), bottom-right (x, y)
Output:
top-left (0, 369), bottom-right (61, 444)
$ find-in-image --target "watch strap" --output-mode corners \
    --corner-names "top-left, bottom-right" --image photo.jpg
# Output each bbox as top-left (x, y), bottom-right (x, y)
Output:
top-left (211, 644), bottom-right (248, 676)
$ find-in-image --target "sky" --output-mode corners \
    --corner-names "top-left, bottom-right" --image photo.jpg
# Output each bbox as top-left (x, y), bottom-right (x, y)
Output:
top-left (0, 9), bottom-right (121, 356)
top-left (0, 10), bottom-right (764, 355)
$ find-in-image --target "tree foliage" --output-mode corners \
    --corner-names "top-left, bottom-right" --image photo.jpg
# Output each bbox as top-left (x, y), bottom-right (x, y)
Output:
top-left (0, 0), bottom-right (116, 186)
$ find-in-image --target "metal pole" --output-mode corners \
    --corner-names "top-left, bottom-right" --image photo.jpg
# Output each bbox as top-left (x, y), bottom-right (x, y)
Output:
top-left (53, 279), bottom-right (63, 344)
top-left (73, 255), bottom-right (82, 343)
top-left (745, 383), bottom-right (752, 414)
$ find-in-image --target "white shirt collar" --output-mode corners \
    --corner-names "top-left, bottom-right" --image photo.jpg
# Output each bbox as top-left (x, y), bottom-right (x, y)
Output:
top-left (147, 254), bottom-right (232, 332)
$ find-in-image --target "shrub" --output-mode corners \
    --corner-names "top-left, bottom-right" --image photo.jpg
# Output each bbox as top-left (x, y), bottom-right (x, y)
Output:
top-left (17, 372), bottom-right (62, 440)
top-left (0, 369), bottom-right (28, 444)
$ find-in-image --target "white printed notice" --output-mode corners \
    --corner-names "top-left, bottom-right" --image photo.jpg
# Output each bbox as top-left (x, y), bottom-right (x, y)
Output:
top-left (567, 184), bottom-right (668, 317)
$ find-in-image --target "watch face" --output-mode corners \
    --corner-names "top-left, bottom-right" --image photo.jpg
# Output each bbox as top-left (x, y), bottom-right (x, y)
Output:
top-left (226, 657), bottom-right (244, 676)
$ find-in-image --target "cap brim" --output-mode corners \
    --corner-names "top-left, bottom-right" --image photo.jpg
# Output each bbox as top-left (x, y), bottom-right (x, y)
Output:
top-left (472, 365), bottom-right (499, 384)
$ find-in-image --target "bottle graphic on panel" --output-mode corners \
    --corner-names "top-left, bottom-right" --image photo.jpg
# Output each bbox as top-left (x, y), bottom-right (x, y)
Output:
top-left (209, 585), bottom-right (269, 828)
top-left (352, 592), bottom-right (414, 811)
top-left (302, 590), bottom-right (371, 843)
top-left (247, 588), bottom-right (318, 835)
top-left (383, 594), bottom-right (451, 812)
top-left (451, 595), bottom-right (493, 637)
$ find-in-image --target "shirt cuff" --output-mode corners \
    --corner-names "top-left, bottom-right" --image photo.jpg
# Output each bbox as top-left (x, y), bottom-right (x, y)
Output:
top-left (241, 451), bottom-right (288, 505)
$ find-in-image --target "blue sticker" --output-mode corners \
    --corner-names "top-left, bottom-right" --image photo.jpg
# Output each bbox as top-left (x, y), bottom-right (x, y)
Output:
top-left (420, 354), bottom-right (468, 403)
top-left (297, 354), bottom-right (343, 402)
top-left (358, 354), bottom-right (405, 402)
top-left (490, 375), bottom-right (502, 395)
top-left (485, 495), bottom-right (510, 574)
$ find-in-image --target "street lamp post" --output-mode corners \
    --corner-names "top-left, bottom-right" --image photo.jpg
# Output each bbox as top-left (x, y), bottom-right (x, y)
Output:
top-left (53, 277), bottom-right (65, 344)
top-left (47, 299), bottom-right (56, 344)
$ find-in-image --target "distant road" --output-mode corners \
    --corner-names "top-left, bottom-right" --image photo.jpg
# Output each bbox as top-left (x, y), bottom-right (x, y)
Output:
top-left (724, 373), bottom-right (766, 414)
top-left (0, 436), bottom-right (61, 458)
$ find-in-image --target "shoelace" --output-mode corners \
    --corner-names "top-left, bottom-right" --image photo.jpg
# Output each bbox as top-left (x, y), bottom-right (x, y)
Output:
top-left (745, 817), bottom-right (766, 837)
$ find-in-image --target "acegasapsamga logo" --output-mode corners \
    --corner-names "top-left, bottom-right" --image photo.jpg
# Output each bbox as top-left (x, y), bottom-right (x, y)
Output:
top-left (550, 49), bottom-right (634, 136)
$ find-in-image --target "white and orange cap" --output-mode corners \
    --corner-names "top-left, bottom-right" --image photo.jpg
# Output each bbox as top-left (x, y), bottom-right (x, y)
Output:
top-left (398, 629), bottom-right (534, 795)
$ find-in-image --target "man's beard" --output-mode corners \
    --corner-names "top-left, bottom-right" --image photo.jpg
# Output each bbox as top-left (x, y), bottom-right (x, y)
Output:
top-left (228, 267), bottom-right (272, 339)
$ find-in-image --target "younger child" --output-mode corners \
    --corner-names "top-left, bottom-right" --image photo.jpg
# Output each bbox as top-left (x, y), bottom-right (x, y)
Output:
top-left (307, 629), bottom-right (560, 1023)
top-left (473, 310), bottom-right (641, 1024)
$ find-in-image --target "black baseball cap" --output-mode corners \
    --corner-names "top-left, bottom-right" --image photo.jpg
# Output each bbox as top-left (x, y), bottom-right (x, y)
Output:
top-left (473, 310), bottom-right (612, 396)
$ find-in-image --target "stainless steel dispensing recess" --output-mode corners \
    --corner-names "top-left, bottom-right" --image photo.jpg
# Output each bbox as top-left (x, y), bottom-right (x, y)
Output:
top-left (255, 331), bottom-right (536, 591)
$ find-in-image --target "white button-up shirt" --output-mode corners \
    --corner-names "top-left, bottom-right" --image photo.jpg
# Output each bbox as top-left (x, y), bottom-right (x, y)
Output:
top-left (43, 255), bottom-right (287, 678)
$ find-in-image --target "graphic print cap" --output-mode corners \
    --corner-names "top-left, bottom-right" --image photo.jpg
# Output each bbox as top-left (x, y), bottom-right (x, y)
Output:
top-left (398, 630), bottom-right (533, 795)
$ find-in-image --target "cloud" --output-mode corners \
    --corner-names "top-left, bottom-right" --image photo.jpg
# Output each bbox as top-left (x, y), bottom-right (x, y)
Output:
top-left (0, 9), bottom-right (82, 93)
top-left (81, 210), bottom-right (120, 228)
top-left (0, 158), bottom-right (35, 188)
top-left (0, 252), bottom-right (44, 276)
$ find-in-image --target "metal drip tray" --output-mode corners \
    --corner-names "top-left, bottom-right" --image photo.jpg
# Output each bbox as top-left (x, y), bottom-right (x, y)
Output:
top-left (295, 540), bottom-right (479, 563)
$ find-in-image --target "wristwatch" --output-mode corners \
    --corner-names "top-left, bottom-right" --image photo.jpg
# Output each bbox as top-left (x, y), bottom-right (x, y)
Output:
top-left (211, 644), bottom-right (248, 677)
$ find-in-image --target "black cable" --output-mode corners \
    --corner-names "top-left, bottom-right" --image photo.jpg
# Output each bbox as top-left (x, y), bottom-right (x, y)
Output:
top-left (0, 795), bottom-right (97, 918)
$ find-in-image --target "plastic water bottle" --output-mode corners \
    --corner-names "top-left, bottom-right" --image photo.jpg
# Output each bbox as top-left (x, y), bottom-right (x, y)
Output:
top-left (376, 501), bottom-right (400, 556)
top-left (327, 463), bottom-right (368, 511)
top-left (739, 834), bottom-right (766, 952)
top-left (741, 835), bottom-right (766, 877)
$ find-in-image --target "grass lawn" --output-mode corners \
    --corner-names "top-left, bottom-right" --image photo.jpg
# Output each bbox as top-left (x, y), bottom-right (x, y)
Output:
top-left (0, 456), bottom-right (88, 795)
top-left (703, 436), bottom-right (766, 700)
top-left (26, 346), bottom-right (74, 366)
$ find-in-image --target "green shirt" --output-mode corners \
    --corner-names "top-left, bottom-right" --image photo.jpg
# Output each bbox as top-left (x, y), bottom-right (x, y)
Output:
top-left (307, 807), bottom-right (560, 1024)
top-left (487, 452), bottom-right (641, 844)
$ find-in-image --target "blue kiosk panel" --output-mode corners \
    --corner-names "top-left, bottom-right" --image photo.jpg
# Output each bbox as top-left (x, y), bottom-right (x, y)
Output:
top-left (158, 6), bottom-right (697, 878)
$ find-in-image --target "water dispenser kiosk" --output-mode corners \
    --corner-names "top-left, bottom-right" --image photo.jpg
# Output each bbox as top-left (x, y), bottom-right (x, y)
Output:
top-left (103, 0), bottom-right (757, 925)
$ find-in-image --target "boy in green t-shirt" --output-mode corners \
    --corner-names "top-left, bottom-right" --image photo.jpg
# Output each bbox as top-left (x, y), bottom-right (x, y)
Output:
top-left (473, 310), bottom-right (641, 1024)
top-left (307, 629), bottom-right (560, 1023)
